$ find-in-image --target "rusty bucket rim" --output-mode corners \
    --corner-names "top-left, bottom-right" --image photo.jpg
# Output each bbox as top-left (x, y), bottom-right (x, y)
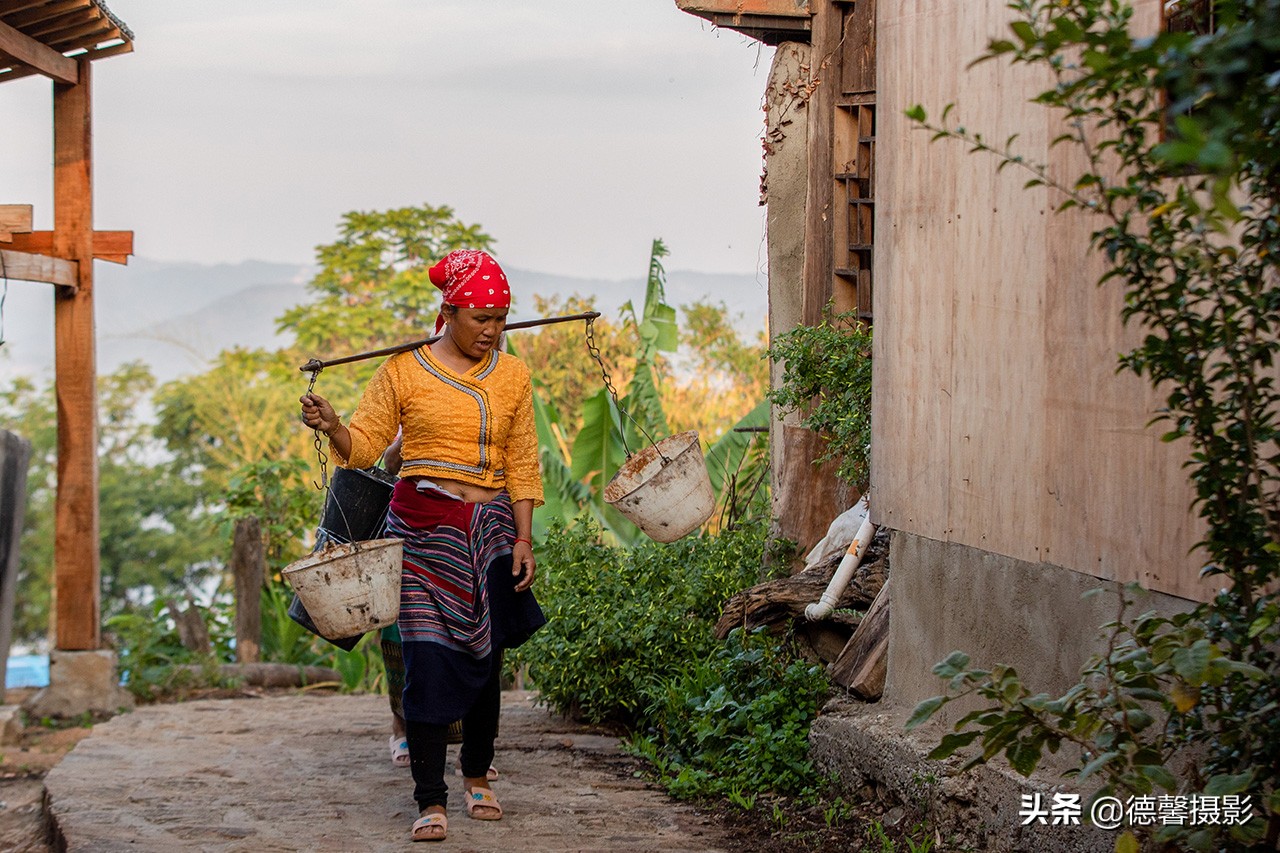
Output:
top-left (602, 430), bottom-right (703, 505)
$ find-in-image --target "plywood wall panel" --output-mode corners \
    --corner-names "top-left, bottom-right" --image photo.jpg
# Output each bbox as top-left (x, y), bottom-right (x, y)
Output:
top-left (873, 0), bottom-right (1210, 600)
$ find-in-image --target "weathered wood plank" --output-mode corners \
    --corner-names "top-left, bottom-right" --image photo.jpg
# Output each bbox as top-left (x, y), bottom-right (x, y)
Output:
top-left (829, 573), bottom-right (889, 697)
top-left (871, 0), bottom-right (1209, 599)
top-left (0, 204), bottom-right (34, 239)
top-left (52, 55), bottom-right (99, 652)
top-left (841, 0), bottom-right (876, 95)
top-left (0, 16), bottom-right (77, 84)
top-left (0, 249), bottom-right (77, 286)
top-left (675, 0), bottom-right (810, 19)
top-left (770, 424), bottom-right (861, 563)
top-left (6, 230), bottom-right (133, 264)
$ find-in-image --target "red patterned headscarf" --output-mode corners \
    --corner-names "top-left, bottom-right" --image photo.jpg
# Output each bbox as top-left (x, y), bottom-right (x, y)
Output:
top-left (427, 250), bottom-right (511, 332)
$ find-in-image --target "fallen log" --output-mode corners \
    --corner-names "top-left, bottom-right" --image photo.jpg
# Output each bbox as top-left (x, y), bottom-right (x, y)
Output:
top-left (172, 663), bottom-right (343, 689)
top-left (714, 530), bottom-right (888, 640)
top-left (829, 574), bottom-right (891, 698)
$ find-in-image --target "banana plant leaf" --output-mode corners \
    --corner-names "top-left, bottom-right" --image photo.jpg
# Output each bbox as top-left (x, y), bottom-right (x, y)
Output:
top-left (571, 388), bottom-right (643, 545)
top-left (531, 381), bottom-right (589, 539)
top-left (704, 399), bottom-right (771, 496)
top-left (619, 361), bottom-right (670, 451)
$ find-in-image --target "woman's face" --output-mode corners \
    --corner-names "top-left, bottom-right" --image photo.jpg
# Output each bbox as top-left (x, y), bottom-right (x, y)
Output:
top-left (447, 305), bottom-right (509, 359)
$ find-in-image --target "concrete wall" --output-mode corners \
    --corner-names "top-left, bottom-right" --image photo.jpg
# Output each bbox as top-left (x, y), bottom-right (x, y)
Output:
top-left (883, 531), bottom-right (1199, 717)
top-left (808, 530), bottom-right (1198, 852)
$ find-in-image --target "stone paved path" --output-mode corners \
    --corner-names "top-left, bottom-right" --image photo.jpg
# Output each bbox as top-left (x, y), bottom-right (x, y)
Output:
top-left (43, 691), bottom-right (732, 852)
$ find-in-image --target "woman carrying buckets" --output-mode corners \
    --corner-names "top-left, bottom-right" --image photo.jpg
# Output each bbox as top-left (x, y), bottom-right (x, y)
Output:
top-left (300, 249), bottom-right (545, 843)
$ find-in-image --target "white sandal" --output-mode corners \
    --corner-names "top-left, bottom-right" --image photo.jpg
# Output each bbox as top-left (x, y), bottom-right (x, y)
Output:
top-left (389, 735), bottom-right (410, 768)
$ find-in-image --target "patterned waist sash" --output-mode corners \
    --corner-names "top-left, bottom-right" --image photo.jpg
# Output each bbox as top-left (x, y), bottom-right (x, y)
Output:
top-left (385, 478), bottom-right (515, 660)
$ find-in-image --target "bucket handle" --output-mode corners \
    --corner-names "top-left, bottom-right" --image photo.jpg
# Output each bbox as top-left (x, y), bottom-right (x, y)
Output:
top-left (303, 367), bottom-right (364, 554)
top-left (584, 317), bottom-right (672, 466)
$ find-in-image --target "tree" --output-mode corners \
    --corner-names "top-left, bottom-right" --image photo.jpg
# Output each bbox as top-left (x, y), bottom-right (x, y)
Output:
top-left (0, 364), bottom-right (222, 641)
top-left (157, 204), bottom-right (497, 568)
top-left (278, 203), bottom-right (494, 355)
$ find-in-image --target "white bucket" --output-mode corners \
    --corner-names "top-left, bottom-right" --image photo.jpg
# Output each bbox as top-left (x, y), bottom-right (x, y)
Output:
top-left (282, 538), bottom-right (403, 638)
top-left (603, 431), bottom-right (715, 543)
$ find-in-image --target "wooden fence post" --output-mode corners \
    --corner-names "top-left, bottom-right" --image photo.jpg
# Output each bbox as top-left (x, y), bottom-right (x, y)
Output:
top-left (0, 430), bottom-right (33, 704)
top-left (232, 517), bottom-right (264, 664)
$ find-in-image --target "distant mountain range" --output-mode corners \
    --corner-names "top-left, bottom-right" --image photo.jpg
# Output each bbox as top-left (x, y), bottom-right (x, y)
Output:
top-left (0, 258), bottom-right (767, 386)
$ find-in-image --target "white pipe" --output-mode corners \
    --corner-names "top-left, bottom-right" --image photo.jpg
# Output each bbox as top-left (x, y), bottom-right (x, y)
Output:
top-left (805, 507), bottom-right (876, 622)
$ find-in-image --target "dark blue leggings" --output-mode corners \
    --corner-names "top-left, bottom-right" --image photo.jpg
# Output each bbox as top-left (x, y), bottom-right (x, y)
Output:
top-left (405, 654), bottom-right (502, 811)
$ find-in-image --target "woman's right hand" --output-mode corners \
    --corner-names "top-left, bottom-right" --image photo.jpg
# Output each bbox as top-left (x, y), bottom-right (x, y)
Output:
top-left (300, 393), bottom-right (341, 435)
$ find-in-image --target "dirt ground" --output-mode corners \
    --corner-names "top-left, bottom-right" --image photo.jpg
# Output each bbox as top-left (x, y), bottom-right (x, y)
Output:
top-left (0, 687), bottom-right (903, 852)
top-left (0, 687), bottom-right (94, 852)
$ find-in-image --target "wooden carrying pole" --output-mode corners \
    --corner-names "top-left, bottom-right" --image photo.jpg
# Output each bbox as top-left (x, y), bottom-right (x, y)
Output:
top-left (298, 311), bottom-right (601, 373)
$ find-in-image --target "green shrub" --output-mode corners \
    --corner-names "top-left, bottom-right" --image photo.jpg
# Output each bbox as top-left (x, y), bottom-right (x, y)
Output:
top-left (767, 308), bottom-right (872, 491)
top-left (631, 626), bottom-right (830, 799)
top-left (107, 600), bottom-right (235, 702)
top-left (514, 518), bottom-right (765, 726)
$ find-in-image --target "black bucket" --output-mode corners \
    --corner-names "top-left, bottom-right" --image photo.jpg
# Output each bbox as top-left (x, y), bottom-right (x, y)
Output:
top-left (318, 465), bottom-right (398, 545)
top-left (289, 465), bottom-right (399, 649)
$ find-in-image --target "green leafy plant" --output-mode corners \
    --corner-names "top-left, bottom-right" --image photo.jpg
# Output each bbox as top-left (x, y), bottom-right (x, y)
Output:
top-left (512, 519), bottom-right (765, 726)
top-left (905, 1), bottom-right (1280, 849)
top-left (106, 600), bottom-right (235, 702)
top-left (767, 308), bottom-right (873, 491)
top-left (631, 626), bottom-right (830, 800)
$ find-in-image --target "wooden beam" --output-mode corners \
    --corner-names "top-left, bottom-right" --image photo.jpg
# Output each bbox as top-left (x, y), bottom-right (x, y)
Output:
top-left (0, 62), bottom-right (41, 83)
top-left (36, 18), bottom-right (114, 49)
top-left (0, 17), bottom-right (77, 84)
top-left (4, 0), bottom-right (92, 30)
top-left (6, 230), bottom-right (133, 264)
top-left (52, 55), bottom-right (99, 652)
top-left (0, 205), bottom-right (34, 239)
top-left (0, 248), bottom-right (77, 287)
top-left (1, 1), bottom-right (61, 15)
top-left (676, 0), bottom-right (810, 17)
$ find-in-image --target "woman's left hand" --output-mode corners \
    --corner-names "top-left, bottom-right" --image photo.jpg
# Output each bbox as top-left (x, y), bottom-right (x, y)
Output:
top-left (512, 541), bottom-right (536, 592)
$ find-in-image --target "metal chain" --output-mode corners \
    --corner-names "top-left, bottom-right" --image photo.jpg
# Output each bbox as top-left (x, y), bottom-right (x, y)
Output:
top-left (584, 316), bottom-right (635, 458)
top-left (585, 317), bottom-right (623, 414)
top-left (583, 317), bottom-right (673, 463)
top-left (305, 369), bottom-right (329, 490)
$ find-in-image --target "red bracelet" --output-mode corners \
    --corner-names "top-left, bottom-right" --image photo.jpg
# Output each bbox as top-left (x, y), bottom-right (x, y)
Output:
top-left (514, 537), bottom-right (531, 546)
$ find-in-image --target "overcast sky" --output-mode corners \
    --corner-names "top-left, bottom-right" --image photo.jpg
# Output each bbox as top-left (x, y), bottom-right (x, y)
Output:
top-left (0, 1), bottom-right (776, 281)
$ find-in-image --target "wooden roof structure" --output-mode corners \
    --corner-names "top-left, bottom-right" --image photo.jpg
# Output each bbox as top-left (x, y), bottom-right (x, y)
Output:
top-left (0, 0), bottom-right (133, 84)
top-left (0, 0), bottom-right (135, 654)
top-left (674, 0), bottom-right (811, 45)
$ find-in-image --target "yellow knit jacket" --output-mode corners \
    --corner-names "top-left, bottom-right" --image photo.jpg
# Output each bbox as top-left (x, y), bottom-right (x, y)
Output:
top-left (332, 346), bottom-right (544, 506)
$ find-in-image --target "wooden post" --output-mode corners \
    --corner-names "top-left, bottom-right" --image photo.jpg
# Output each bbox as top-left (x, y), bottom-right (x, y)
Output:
top-left (52, 55), bottom-right (100, 652)
top-left (232, 517), bottom-right (264, 664)
top-left (801, 0), bottom-right (842, 326)
top-left (0, 430), bottom-right (33, 703)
